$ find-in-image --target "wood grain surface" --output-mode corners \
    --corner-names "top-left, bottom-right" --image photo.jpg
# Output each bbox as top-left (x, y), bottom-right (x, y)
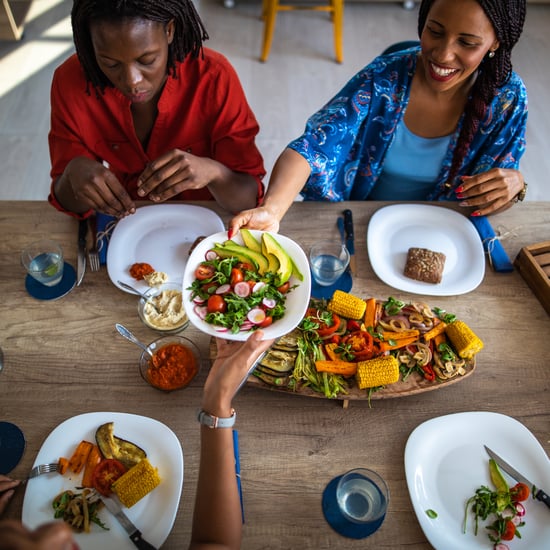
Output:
top-left (1, 200), bottom-right (549, 550)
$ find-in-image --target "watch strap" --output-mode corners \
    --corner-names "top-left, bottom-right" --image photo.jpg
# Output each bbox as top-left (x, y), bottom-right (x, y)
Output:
top-left (197, 408), bottom-right (236, 428)
top-left (514, 181), bottom-right (528, 202)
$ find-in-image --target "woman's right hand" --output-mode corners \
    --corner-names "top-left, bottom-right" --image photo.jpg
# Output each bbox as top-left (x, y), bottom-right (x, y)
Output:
top-left (228, 206), bottom-right (281, 238)
top-left (0, 519), bottom-right (76, 550)
top-left (56, 157), bottom-right (136, 218)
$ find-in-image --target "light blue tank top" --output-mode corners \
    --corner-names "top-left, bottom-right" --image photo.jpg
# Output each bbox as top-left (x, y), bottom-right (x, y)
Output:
top-left (369, 118), bottom-right (452, 200)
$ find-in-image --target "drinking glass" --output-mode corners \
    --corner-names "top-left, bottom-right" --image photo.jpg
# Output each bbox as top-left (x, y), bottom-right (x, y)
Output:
top-left (309, 240), bottom-right (350, 287)
top-left (336, 468), bottom-right (389, 525)
top-left (21, 239), bottom-right (64, 287)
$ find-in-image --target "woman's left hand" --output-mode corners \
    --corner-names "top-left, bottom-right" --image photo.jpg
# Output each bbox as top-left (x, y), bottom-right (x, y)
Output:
top-left (455, 168), bottom-right (525, 216)
top-left (136, 149), bottom-right (220, 201)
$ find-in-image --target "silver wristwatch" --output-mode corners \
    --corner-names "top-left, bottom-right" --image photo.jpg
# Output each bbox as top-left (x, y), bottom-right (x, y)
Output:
top-left (197, 408), bottom-right (236, 428)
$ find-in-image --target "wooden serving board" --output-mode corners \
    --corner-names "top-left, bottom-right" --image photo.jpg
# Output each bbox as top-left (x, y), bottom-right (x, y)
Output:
top-left (209, 338), bottom-right (476, 404)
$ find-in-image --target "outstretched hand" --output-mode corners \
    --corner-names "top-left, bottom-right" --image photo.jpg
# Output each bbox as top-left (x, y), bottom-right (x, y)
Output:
top-left (202, 332), bottom-right (274, 416)
top-left (0, 519), bottom-right (76, 550)
top-left (228, 207), bottom-right (281, 238)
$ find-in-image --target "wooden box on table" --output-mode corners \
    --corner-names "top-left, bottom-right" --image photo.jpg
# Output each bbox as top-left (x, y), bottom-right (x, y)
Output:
top-left (514, 241), bottom-right (550, 316)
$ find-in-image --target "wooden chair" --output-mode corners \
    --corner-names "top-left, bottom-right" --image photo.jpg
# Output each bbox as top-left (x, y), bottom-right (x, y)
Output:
top-left (260, 0), bottom-right (344, 63)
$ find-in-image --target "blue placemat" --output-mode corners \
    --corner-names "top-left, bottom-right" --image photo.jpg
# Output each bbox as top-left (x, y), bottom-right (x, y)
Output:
top-left (25, 262), bottom-right (76, 300)
top-left (96, 213), bottom-right (117, 265)
top-left (322, 475), bottom-right (386, 539)
top-left (310, 270), bottom-right (353, 299)
top-left (0, 422), bottom-right (26, 474)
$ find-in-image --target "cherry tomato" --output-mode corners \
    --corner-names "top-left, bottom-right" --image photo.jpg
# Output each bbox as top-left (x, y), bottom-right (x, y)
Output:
top-left (195, 264), bottom-right (215, 281)
top-left (510, 482), bottom-right (530, 502)
top-left (277, 281), bottom-right (290, 293)
top-left (91, 459), bottom-right (127, 496)
top-left (207, 294), bottom-right (227, 313)
top-left (259, 316), bottom-right (273, 328)
top-left (236, 262), bottom-right (254, 272)
top-left (230, 268), bottom-right (244, 285)
top-left (500, 520), bottom-right (516, 541)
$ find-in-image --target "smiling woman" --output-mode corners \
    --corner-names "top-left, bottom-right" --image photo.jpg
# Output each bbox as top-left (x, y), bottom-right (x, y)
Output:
top-left (47, 0), bottom-right (266, 220)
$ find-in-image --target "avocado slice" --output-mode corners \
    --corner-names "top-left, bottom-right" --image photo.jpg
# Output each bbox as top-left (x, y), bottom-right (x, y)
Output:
top-left (240, 229), bottom-right (262, 253)
top-left (261, 233), bottom-right (294, 285)
top-left (215, 242), bottom-right (270, 274)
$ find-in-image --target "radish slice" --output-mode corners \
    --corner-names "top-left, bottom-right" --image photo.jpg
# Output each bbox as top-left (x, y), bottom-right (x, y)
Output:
top-left (515, 503), bottom-right (526, 517)
top-left (239, 321), bottom-right (254, 331)
top-left (494, 545), bottom-right (510, 550)
top-left (215, 284), bottom-right (231, 294)
top-left (205, 249), bottom-right (218, 261)
top-left (193, 295), bottom-right (206, 304)
top-left (194, 305), bottom-right (208, 320)
top-left (234, 282), bottom-right (251, 297)
top-left (215, 326), bottom-right (228, 332)
top-left (252, 282), bottom-right (266, 293)
top-left (247, 308), bottom-right (266, 324)
top-left (262, 297), bottom-right (277, 309)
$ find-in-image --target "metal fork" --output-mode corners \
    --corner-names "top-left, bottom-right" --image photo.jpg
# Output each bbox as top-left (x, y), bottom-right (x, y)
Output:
top-left (88, 214), bottom-right (100, 272)
top-left (24, 462), bottom-right (59, 482)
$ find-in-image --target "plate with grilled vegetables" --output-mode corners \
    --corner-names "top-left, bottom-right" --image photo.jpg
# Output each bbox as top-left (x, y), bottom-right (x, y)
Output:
top-left (22, 412), bottom-right (183, 550)
top-left (211, 290), bottom-right (482, 402)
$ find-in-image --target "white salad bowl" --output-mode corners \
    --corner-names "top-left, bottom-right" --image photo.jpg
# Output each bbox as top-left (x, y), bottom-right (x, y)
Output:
top-left (182, 230), bottom-right (311, 341)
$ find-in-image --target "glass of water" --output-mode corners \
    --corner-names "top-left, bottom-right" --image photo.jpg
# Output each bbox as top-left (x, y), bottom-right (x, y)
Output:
top-left (309, 240), bottom-right (350, 286)
top-left (21, 239), bottom-right (64, 287)
top-left (336, 468), bottom-right (389, 525)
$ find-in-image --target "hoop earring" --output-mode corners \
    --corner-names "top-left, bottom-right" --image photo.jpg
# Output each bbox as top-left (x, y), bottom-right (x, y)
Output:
top-left (488, 51), bottom-right (495, 58)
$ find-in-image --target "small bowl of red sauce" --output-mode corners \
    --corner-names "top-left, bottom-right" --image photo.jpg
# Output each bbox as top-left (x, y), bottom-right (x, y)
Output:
top-left (139, 335), bottom-right (201, 392)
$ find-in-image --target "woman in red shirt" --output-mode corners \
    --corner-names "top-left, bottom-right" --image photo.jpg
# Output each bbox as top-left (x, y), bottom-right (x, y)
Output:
top-left (49, 0), bottom-right (265, 219)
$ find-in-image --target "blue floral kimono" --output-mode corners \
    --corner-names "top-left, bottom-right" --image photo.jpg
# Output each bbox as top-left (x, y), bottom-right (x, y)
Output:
top-left (288, 47), bottom-right (528, 202)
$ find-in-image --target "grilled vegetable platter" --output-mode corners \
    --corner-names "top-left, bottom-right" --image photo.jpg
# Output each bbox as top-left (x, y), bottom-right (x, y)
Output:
top-left (210, 290), bottom-right (483, 401)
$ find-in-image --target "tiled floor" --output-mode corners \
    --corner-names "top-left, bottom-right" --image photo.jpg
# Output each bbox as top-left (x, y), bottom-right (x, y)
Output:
top-left (1, 0), bottom-right (548, 200)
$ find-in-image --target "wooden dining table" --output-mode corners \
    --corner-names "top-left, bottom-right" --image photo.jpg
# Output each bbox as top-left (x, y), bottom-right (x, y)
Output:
top-left (1, 200), bottom-right (549, 549)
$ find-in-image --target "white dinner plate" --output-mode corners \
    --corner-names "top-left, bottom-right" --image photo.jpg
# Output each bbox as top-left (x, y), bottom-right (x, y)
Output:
top-left (183, 230), bottom-right (311, 341)
top-left (22, 412), bottom-right (183, 550)
top-left (107, 204), bottom-right (225, 293)
top-left (404, 411), bottom-right (550, 550)
top-left (367, 204), bottom-right (485, 295)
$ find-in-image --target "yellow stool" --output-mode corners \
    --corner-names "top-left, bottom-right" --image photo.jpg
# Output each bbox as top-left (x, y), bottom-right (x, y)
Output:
top-left (260, 0), bottom-right (344, 63)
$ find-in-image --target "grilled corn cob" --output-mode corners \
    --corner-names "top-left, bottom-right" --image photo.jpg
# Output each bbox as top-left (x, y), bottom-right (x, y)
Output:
top-left (328, 290), bottom-right (366, 320)
top-left (445, 320), bottom-right (484, 359)
top-left (355, 355), bottom-right (399, 389)
top-left (112, 458), bottom-right (161, 507)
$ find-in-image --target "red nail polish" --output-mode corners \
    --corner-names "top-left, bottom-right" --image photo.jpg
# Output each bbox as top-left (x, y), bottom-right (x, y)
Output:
top-left (456, 193), bottom-right (464, 199)
top-left (455, 186), bottom-right (464, 193)
top-left (227, 228), bottom-right (233, 239)
top-left (470, 211), bottom-right (481, 217)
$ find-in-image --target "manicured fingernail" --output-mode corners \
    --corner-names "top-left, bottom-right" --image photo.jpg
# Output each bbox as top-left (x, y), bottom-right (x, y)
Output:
top-left (456, 193), bottom-right (464, 199)
top-left (455, 186), bottom-right (464, 193)
top-left (470, 211), bottom-right (481, 217)
top-left (461, 175), bottom-right (472, 180)
top-left (227, 228), bottom-right (233, 239)
top-left (137, 188), bottom-right (145, 197)
top-left (459, 201), bottom-right (469, 206)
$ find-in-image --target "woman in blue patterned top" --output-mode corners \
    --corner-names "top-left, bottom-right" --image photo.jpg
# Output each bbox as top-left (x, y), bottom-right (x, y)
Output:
top-left (230, 0), bottom-right (528, 235)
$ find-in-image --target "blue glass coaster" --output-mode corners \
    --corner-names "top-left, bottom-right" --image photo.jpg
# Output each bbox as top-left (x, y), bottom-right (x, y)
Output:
top-left (322, 475), bottom-right (385, 539)
top-left (0, 422), bottom-right (26, 474)
top-left (25, 262), bottom-right (77, 300)
top-left (310, 270), bottom-right (352, 299)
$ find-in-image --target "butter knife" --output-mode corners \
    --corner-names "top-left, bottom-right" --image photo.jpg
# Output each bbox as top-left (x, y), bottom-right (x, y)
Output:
top-left (102, 496), bottom-right (157, 549)
top-left (484, 446), bottom-right (550, 509)
top-left (76, 219), bottom-right (87, 286)
top-left (343, 209), bottom-right (356, 275)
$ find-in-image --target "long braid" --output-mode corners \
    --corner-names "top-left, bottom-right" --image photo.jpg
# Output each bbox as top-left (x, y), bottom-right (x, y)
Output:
top-left (71, 0), bottom-right (209, 94)
top-left (417, 0), bottom-right (526, 185)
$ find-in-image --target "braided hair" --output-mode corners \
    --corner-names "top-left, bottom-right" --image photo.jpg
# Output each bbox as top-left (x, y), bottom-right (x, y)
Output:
top-left (71, 0), bottom-right (209, 93)
top-left (417, 0), bottom-right (526, 186)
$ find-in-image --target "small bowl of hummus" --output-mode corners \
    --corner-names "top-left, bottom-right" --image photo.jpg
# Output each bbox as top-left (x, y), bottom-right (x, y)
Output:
top-left (138, 282), bottom-right (189, 334)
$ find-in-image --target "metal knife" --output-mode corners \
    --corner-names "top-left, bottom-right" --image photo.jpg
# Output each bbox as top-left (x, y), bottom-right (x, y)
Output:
top-left (343, 209), bottom-right (356, 275)
top-left (102, 496), bottom-right (158, 549)
top-left (484, 446), bottom-right (550, 509)
top-left (337, 217), bottom-right (351, 274)
top-left (76, 219), bottom-right (87, 286)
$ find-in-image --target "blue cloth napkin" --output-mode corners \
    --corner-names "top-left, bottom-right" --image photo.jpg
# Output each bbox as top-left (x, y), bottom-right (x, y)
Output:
top-left (96, 213), bottom-right (117, 265)
top-left (470, 215), bottom-right (514, 273)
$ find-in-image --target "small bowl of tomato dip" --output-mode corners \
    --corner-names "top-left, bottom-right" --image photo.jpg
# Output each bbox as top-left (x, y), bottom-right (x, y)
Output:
top-left (139, 335), bottom-right (201, 392)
